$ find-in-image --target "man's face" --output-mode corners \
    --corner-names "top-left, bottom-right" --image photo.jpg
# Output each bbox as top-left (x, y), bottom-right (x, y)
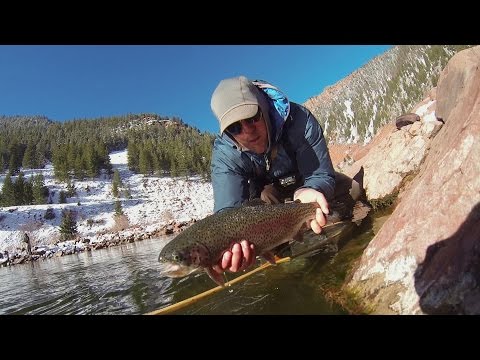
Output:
top-left (226, 111), bottom-right (268, 154)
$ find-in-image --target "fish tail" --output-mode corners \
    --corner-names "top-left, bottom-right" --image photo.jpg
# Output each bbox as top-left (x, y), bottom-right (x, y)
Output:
top-left (351, 201), bottom-right (371, 225)
top-left (327, 200), bottom-right (371, 224)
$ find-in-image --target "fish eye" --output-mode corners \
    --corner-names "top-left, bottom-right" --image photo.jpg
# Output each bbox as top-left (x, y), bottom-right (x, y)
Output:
top-left (172, 253), bottom-right (181, 261)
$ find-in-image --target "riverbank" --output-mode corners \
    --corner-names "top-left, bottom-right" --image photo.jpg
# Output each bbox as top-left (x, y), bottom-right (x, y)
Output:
top-left (0, 218), bottom-right (195, 267)
top-left (0, 149), bottom-right (214, 262)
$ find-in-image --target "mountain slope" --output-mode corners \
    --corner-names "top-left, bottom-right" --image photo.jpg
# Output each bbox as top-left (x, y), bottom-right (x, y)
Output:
top-left (303, 45), bottom-right (473, 144)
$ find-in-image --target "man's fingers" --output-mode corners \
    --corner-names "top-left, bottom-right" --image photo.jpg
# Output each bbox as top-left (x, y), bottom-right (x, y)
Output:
top-left (316, 208), bottom-right (327, 227)
top-left (240, 240), bottom-right (252, 268)
top-left (310, 219), bottom-right (322, 234)
top-left (221, 251), bottom-right (232, 270)
top-left (218, 242), bottom-right (256, 274)
top-left (239, 242), bottom-right (256, 271)
top-left (316, 194), bottom-right (329, 215)
top-left (229, 243), bottom-right (242, 272)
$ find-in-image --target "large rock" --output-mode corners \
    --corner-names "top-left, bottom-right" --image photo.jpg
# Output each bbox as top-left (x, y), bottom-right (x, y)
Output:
top-left (395, 113), bottom-right (420, 129)
top-left (341, 103), bottom-right (441, 202)
top-left (347, 46), bottom-right (480, 314)
top-left (436, 47), bottom-right (480, 121)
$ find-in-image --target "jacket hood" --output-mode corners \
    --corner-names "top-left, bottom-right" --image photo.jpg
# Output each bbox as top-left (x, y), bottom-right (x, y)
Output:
top-left (253, 79), bottom-right (291, 147)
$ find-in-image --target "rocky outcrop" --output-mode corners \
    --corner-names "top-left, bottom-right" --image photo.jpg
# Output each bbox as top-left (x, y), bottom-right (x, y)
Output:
top-left (346, 46), bottom-right (480, 314)
top-left (335, 93), bottom-right (443, 203)
top-left (395, 113), bottom-right (420, 129)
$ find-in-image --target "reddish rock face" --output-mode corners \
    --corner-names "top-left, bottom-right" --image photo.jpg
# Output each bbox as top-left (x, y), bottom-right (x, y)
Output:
top-left (348, 46), bottom-right (480, 314)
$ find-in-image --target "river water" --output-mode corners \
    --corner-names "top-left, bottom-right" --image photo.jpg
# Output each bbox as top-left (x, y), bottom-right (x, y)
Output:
top-left (0, 210), bottom-right (390, 315)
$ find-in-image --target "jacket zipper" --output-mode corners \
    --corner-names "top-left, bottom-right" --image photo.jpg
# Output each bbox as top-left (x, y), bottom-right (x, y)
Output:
top-left (264, 153), bottom-right (271, 172)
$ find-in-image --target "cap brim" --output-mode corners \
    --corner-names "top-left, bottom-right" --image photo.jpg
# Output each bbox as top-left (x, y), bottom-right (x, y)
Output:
top-left (220, 104), bottom-right (258, 133)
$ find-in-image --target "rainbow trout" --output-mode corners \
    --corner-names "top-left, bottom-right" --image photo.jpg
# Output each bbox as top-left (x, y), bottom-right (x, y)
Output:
top-left (158, 200), bottom-right (343, 286)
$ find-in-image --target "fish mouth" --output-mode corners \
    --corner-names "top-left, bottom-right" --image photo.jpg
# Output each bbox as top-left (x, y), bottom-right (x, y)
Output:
top-left (158, 260), bottom-right (199, 278)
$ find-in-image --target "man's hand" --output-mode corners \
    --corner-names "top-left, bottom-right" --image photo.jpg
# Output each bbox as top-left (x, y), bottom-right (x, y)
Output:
top-left (212, 240), bottom-right (256, 274)
top-left (293, 188), bottom-right (329, 234)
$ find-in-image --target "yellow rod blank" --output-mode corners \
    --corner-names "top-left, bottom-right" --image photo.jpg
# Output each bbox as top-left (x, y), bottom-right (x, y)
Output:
top-left (145, 256), bottom-right (291, 315)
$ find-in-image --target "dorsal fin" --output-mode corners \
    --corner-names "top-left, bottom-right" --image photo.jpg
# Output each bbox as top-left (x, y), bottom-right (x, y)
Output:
top-left (242, 198), bottom-right (267, 207)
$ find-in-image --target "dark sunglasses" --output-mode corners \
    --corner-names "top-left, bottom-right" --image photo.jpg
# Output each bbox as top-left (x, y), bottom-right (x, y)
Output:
top-left (226, 111), bottom-right (262, 135)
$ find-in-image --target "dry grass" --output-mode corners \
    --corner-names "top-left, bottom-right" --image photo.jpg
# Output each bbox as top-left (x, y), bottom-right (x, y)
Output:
top-left (20, 221), bottom-right (44, 232)
top-left (160, 210), bottom-right (174, 223)
top-left (111, 214), bottom-right (130, 232)
top-left (49, 233), bottom-right (61, 245)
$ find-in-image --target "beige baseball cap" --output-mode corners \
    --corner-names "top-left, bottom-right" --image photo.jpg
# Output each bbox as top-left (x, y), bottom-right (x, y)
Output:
top-left (211, 75), bottom-right (262, 134)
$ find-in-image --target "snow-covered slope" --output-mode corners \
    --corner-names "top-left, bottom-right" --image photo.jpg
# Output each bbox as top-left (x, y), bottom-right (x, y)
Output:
top-left (0, 149), bottom-right (213, 254)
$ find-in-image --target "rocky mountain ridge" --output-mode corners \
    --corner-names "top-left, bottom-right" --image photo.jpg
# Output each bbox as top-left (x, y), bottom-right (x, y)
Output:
top-left (303, 45), bottom-right (473, 145)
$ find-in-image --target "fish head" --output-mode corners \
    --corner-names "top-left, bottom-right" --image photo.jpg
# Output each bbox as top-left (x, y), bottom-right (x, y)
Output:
top-left (158, 242), bottom-right (210, 278)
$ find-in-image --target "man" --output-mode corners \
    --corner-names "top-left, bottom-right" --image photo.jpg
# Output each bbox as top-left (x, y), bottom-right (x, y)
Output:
top-left (210, 76), bottom-right (361, 274)
top-left (22, 232), bottom-right (32, 256)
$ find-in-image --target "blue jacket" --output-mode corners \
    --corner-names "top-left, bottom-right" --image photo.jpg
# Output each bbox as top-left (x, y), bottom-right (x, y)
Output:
top-left (211, 81), bottom-right (335, 213)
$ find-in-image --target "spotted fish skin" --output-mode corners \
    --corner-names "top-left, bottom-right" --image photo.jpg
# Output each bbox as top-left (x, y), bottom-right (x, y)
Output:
top-left (157, 201), bottom-right (321, 283)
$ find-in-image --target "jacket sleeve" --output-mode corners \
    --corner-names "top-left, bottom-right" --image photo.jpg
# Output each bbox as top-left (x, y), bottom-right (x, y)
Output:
top-left (211, 142), bottom-right (251, 213)
top-left (289, 105), bottom-right (336, 200)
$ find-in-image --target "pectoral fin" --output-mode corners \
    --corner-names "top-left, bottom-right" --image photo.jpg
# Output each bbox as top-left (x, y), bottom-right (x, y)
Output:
top-left (293, 231), bottom-right (304, 243)
top-left (261, 251), bottom-right (278, 265)
top-left (205, 267), bottom-right (227, 287)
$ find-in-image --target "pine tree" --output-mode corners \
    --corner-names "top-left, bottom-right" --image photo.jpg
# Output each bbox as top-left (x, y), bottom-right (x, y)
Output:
top-left (0, 153), bottom-right (5, 172)
top-left (8, 143), bottom-right (21, 175)
top-left (44, 207), bottom-right (55, 220)
top-left (84, 143), bottom-right (98, 178)
top-left (1, 173), bottom-right (15, 206)
top-left (170, 159), bottom-right (178, 177)
top-left (174, 143), bottom-right (189, 178)
top-left (59, 190), bottom-right (67, 204)
top-left (52, 144), bottom-right (69, 181)
top-left (66, 144), bottom-right (76, 176)
top-left (22, 143), bottom-right (36, 169)
top-left (124, 185), bottom-right (132, 199)
top-left (113, 168), bottom-right (123, 186)
top-left (138, 148), bottom-right (152, 175)
top-left (66, 179), bottom-right (77, 197)
top-left (35, 143), bottom-right (46, 168)
top-left (59, 210), bottom-right (78, 241)
top-left (32, 174), bottom-right (47, 205)
top-left (74, 153), bottom-right (85, 180)
top-left (112, 169), bottom-right (122, 197)
top-left (114, 199), bottom-right (124, 216)
top-left (14, 172), bottom-right (26, 205)
top-left (127, 140), bottom-right (139, 171)
top-left (103, 147), bottom-right (113, 175)
top-left (23, 178), bottom-right (33, 205)
top-left (112, 179), bottom-right (119, 197)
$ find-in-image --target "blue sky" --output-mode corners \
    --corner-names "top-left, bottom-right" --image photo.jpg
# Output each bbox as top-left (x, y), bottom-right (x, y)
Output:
top-left (0, 45), bottom-right (391, 134)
